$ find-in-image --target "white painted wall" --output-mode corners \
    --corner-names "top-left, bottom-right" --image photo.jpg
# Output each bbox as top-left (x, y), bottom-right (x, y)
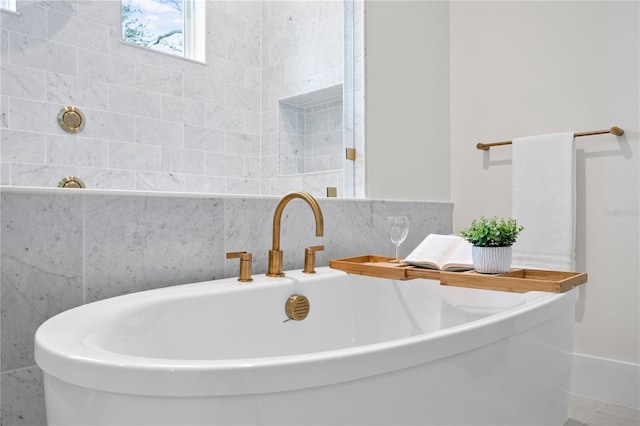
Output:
top-left (365, 0), bottom-right (450, 201)
top-left (450, 0), bottom-right (639, 365)
top-left (366, 0), bottom-right (639, 370)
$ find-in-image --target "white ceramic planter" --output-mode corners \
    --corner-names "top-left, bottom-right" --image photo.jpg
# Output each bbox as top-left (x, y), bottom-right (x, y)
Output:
top-left (472, 246), bottom-right (512, 274)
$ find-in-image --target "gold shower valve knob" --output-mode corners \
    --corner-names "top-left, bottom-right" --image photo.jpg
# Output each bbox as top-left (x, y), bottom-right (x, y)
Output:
top-left (57, 106), bottom-right (86, 133)
top-left (58, 176), bottom-right (85, 189)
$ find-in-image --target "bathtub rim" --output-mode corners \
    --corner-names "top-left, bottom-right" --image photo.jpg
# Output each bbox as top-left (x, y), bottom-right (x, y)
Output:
top-left (35, 267), bottom-right (578, 397)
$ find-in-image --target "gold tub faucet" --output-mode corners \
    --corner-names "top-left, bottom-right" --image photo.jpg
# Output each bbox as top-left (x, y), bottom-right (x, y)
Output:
top-left (267, 192), bottom-right (324, 277)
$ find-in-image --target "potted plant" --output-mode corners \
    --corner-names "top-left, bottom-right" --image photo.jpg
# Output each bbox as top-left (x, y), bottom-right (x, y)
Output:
top-left (459, 216), bottom-right (524, 274)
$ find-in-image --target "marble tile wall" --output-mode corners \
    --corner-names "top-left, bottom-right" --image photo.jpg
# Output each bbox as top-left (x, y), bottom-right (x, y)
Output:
top-left (304, 100), bottom-right (344, 173)
top-left (0, 187), bottom-right (453, 425)
top-left (278, 102), bottom-right (306, 175)
top-left (1, 0), bottom-right (365, 198)
top-left (0, 0), bottom-right (262, 194)
top-left (278, 99), bottom-right (344, 176)
top-left (260, 1), bottom-right (361, 198)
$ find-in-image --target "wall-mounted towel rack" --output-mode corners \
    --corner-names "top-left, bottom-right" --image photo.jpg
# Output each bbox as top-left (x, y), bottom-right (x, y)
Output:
top-left (476, 126), bottom-right (624, 150)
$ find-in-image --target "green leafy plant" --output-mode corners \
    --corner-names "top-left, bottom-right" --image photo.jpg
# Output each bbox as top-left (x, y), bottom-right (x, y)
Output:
top-left (459, 216), bottom-right (524, 247)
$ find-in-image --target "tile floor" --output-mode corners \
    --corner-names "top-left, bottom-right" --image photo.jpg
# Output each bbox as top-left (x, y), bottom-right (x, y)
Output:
top-left (565, 394), bottom-right (640, 426)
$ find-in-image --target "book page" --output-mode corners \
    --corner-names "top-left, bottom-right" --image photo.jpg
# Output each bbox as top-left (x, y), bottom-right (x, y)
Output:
top-left (442, 239), bottom-right (474, 271)
top-left (404, 234), bottom-right (464, 269)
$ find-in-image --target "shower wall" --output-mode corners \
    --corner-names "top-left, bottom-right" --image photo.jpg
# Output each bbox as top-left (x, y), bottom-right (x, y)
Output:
top-left (1, 1), bottom-right (263, 193)
top-left (260, 1), bottom-right (346, 196)
top-left (0, 0), bottom-right (363, 197)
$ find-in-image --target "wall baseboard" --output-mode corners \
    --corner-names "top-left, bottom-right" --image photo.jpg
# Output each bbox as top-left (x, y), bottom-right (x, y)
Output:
top-left (571, 352), bottom-right (639, 408)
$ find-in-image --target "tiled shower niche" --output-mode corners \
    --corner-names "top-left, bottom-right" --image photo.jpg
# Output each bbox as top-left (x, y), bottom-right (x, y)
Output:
top-left (278, 85), bottom-right (344, 177)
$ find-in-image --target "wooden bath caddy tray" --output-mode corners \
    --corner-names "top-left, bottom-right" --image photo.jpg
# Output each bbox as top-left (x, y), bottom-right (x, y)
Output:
top-left (329, 255), bottom-right (587, 293)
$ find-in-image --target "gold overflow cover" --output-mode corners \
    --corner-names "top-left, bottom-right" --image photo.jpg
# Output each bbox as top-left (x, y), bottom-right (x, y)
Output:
top-left (285, 295), bottom-right (310, 321)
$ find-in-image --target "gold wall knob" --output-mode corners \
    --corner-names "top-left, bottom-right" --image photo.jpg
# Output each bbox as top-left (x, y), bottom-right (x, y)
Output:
top-left (57, 106), bottom-right (86, 133)
top-left (58, 176), bottom-right (85, 188)
top-left (226, 251), bottom-right (253, 282)
top-left (303, 245), bottom-right (324, 274)
top-left (285, 295), bottom-right (310, 321)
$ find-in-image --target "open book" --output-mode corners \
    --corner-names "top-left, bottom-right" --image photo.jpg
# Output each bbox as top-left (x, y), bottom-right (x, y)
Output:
top-left (404, 234), bottom-right (473, 271)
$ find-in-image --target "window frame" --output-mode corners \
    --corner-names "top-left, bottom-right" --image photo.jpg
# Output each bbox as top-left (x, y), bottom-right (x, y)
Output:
top-left (121, 0), bottom-right (205, 63)
top-left (0, 0), bottom-right (17, 12)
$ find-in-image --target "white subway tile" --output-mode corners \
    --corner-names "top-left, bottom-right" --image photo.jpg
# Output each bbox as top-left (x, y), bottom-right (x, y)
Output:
top-left (109, 85), bottom-right (163, 119)
top-left (226, 177), bottom-right (260, 195)
top-left (46, 72), bottom-right (109, 110)
top-left (81, 108), bottom-right (135, 142)
top-left (78, 0), bottom-right (121, 28)
top-left (161, 147), bottom-right (205, 175)
top-left (78, 49), bottom-right (135, 87)
top-left (205, 152), bottom-right (243, 177)
top-left (206, 104), bottom-right (244, 132)
top-left (11, 163), bottom-right (78, 187)
top-left (8, 98), bottom-right (59, 134)
top-left (161, 95), bottom-right (206, 127)
top-left (244, 156), bottom-right (261, 179)
top-left (108, 141), bottom-right (160, 171)
top-left (184, 74), bottom-right (226, 103)
top-left (261, 155), bottom-right (278, 179)
top-left (37, 1), bottom-right (78, 16)
top-left (135, 117), bottom-right (184, 148)
top-left (135, 63), bottom-right (184, 97)
top-left (245, 111), bottom-right (260, 135)
top-left (1, 63), bottom-right (45, 100)
top-left (77, 167), bottom-right (136, 190)
top-left (8, 33), bottom-right (77, 75)
top-left (226, 1), bottom-right (262, 24)
top-left (47, 9), bottom-right (109, 52)
top-left (1, 129), bottom-right (45, 163)
top-left (245, 66), bottom-right (261, 90)
top-left (1, 30), bottom-right (7, 63)
top-left (205, 30), bottom-right (228, 58)
top-left (1, 2), bottom-right (47, 38)
top-left (161, 54), bottom-right (207, 76)
top-left (225, 131), bottom-right (260, 157)
top-left (184, 125), bottom-right (225, 152)
top-left (210, 10), bottom-right (245, 42)
top-left (262, 63), bottom-right (285, 89)
top-left (319, 1), bottom-right (343, 21)
top-left (183, 174), bottom-right (225, 194)
top-left (226, 85), bottom-right (260, 112)
top-left (46, 134), bottom-right (108, 168)
top-left (0, 95), bottom-right (7, 128)
top-left (135, 171), bottom-right (185, 192)
top-left (206, 55), bottom-right (245, 86)
top-left (1, 162), bottom-right (10, 184)
top-left (227, 38), bottom-right (260, 67)
top-left (305, 110), bottom-right (329, 135)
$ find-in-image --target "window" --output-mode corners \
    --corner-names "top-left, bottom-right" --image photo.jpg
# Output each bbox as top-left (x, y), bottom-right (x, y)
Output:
top-left (0, 0), bottom-right (16, 12)
top-left (121, 0), bottom-right (205, 62)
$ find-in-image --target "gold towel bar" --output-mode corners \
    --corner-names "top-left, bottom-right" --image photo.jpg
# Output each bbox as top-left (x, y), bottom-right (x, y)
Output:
top-left (476, 126), bottom-right (625, 150)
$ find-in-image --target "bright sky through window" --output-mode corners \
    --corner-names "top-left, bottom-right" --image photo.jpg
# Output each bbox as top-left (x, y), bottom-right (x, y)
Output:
top-left (122, 0), bottom-right (204, 62)
top-left (0, 0), bottom-right (16, 11)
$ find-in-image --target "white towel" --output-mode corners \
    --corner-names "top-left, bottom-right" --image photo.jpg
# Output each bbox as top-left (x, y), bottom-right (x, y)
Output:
top-left (511, 132), bottom-right (576, 271)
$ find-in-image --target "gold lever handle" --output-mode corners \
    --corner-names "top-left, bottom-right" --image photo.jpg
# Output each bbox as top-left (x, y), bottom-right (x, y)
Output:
top-left (303, 245), bottom-right (324, 274)
top-left (226, 251), bottom-right (253, 282)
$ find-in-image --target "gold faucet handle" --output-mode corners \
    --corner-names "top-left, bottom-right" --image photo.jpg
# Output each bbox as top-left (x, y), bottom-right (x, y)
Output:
top-left (226, 251), bottom-right (253, 282)
top-left (303, 245), bottom-right (324, 274)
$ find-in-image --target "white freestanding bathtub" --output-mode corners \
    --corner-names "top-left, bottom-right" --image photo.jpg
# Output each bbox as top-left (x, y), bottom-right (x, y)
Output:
top-left (35, 267), bottom-right (578, 425)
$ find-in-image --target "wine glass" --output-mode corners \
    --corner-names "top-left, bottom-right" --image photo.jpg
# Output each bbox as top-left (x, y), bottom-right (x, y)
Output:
top-left (387, 216), bottom-right (409, 263)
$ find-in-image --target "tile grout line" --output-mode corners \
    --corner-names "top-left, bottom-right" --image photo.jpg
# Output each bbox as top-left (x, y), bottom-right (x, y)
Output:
top-left (582, 400), bottom-right (607, 425)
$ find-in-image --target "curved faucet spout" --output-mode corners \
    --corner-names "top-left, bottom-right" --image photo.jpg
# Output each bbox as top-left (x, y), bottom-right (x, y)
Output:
top-left (267, 191), bottom-right (324, 277)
